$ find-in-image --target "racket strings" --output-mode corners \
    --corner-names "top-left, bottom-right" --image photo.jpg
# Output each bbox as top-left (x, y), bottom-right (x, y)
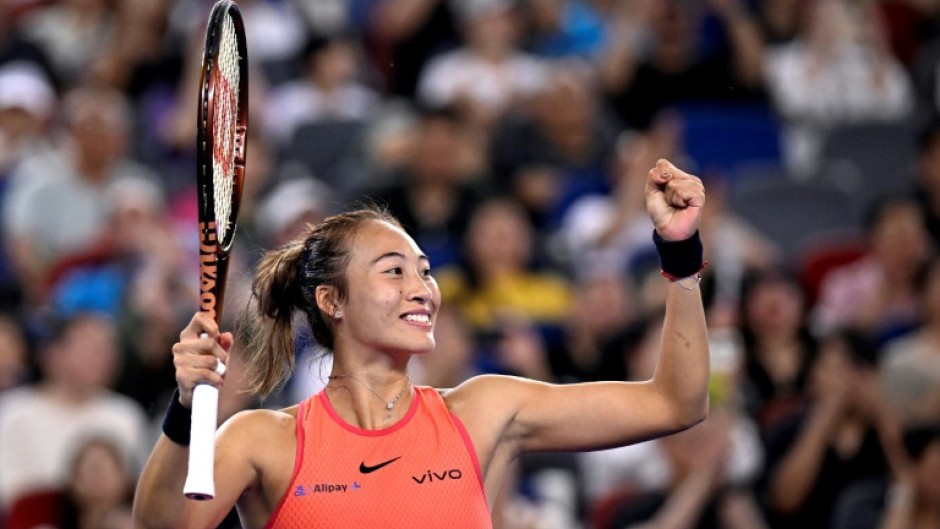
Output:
top-left (212, 11), bottom-right (241, 244)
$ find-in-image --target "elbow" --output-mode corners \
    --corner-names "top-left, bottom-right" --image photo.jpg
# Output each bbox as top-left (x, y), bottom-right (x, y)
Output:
top-left (668, 394), bottom-right (710, 433)
top-left (682, 398), bottom-right (710, 430)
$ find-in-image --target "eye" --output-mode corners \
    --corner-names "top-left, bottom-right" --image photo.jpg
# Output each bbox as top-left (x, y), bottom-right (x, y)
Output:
top-left (422, 268), bottom-right (433, 278)
top-left (386, 267), bottom-right (403, 275)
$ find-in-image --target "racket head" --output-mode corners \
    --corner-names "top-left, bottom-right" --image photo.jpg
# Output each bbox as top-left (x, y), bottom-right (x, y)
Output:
top-left (196, 0), bottom-right (248, 323)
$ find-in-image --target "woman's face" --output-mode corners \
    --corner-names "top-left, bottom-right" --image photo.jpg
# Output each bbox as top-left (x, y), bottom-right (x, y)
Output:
top-left (69, 442), bottom-right (128, 508)
top-left (466, 201), bottom-right (531, 274)
top-left (334, 221), bottom-right (441, 356)
top-left (745, 278), bottom-right (804, 337)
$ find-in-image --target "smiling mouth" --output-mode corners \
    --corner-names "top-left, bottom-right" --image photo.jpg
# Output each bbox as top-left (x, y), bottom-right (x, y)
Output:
top-left (402, 314), bottom-right (431, 325)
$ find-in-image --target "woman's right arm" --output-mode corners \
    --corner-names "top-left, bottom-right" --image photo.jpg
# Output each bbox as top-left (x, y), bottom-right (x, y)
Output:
top-left (132, 313), bottom-right (257, 529)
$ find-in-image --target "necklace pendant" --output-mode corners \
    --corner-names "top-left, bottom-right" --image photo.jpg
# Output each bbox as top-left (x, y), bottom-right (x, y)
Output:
top-left (386, 402), bottom-right (394, 411)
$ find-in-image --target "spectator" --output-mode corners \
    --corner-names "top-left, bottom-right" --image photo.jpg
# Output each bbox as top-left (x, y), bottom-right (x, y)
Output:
top-left (417, 0), bottom-right (548, 131)
top-left (599, 0), bottom-right (765, 131)
top-left (583, 321), bottom-right (767, 529)
top-left (880, 257), bottom-right (940, 427)
top-left (813, 196), bottom-right (932, 343)
top-left (547, 272), bottom-right (638, 383)
top-left (761, 330), bottom-right (895, 529)
top-left (369, 0), bottom-right (461, 97)
top-left (0, 312), bottom-right (146, 511)
top-left (830, 423), bottom-right (940, 529)
top-left (2, 85), bottom-right (158, 304)
top-left (263, 33), bottom-right (378, 148)
top-left (6, 436), bottom-right (135, 529)
top-left (596, 410), bottom-right (769, 529)
top-left (876, 424), bottom-right (940, 529)
top-left (437, 197), bottom-right (573, 334)
top-left (764, 0), bottom-right (913, 176)
top-left (20, 0), bottom-right (115, 85)
top-left (369, 104), bottom-right (487, 268)
top-left (0, 61), bottom-right (55, 305)
top-left (254, 175), bottom-right (336, 249)
top-left (738, 269), bottom-right (817, 433)
top-left (0, 61), bottom-right (55, 175)
top-left (490, 64), bottom-right (618, 229)
top-left (557, 120), bottom-right (679, 282)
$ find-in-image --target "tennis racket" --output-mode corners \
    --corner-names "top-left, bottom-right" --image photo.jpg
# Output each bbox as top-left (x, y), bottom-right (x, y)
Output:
top-left (184, 0), bottom-right (248, 501)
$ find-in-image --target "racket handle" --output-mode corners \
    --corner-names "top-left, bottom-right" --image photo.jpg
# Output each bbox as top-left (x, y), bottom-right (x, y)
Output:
top-left (184, 383), bottom-right (219, 500)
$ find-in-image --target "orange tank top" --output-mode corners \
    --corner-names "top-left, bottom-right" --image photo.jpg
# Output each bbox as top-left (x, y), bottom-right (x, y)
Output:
top-left (264, 386), bottom-right (492, 528)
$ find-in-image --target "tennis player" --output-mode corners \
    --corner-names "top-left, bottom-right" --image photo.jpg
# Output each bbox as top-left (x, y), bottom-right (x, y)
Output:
top-left (132, 158), bottom-right (709, 528)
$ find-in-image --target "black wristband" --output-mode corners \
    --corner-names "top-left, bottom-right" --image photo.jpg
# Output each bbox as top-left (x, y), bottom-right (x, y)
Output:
top-left (653, 229), bottom-right (705, 279)
top-left (162, 389), bottom-right (191, 446)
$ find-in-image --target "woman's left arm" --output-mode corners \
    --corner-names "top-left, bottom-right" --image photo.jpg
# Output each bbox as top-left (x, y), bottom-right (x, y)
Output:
top-left (481, 159), bottom-right (710, 453)
top-left (497, 275), bottom-right (708, 453)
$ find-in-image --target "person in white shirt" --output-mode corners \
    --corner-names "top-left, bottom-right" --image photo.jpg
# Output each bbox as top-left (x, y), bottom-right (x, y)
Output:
top-left (418, 0), bottom-right (547, 130)
top-left (0, 312), bottom-right (146, 510)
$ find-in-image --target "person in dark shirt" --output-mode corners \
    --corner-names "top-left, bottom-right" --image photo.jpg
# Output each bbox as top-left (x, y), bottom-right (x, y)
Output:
top-left (369, 104), bottom-right (487, 268)
top-left (599, 0), bottom-right (765, 131)
top-left (761, 330), bottom-right (893, 529)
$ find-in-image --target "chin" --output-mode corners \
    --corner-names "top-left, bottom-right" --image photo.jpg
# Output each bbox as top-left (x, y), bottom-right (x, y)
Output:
top-left (410, 340), bottom-right (436, 355)
top-left (379, 338), bottom-right (436, 356)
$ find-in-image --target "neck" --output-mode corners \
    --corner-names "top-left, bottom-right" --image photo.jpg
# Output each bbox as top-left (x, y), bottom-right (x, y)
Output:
top-left (43, 382), bottom-right (101, 404)
top-left (76, 155), bottom-right (111, 184)
top-left (325, 357), bottom-right (413, 429)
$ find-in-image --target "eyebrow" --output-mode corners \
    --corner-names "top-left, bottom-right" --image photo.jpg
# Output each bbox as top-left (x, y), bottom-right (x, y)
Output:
top-left (371, 252), bottom-right (430, 265)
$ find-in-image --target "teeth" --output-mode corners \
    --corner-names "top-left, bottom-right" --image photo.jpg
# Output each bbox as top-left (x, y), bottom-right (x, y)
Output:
top-left (403, 314), bottom-right (430, 323)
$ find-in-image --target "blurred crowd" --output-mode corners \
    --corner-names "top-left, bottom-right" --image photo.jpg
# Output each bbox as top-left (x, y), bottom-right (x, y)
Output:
top-left (1, 0), bottom-right (940, 528)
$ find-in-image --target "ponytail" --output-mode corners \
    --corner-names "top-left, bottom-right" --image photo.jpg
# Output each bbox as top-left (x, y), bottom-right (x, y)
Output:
top-left (242, 237), bottom-right (307, 398)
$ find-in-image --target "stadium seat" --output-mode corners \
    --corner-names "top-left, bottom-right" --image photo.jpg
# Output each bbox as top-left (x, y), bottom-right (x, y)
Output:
top-left (727, 177), bottom-right (864, 263)
top-left (284, 120), bottom-right (365, 190)
top-left (819, 121), bottom-right (918, 205)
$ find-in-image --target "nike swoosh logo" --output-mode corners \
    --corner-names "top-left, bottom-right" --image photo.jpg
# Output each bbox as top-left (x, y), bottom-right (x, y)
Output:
top-left (359, 456), bottom-right (401, 474)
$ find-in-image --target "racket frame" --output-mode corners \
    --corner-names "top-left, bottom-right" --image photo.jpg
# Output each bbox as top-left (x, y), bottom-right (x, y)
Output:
top-left (185, 0), bottom-right (248, 501)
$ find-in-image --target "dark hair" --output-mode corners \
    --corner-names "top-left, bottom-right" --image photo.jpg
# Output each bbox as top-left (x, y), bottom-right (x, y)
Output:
top-left (38, 311), bottom-right (113, 350)
top-left (903, 422), bottom-right (940, 461)
top-left (415, 101), bottom-right (462, 124)
top-left (242, 207), bottom-right (402, 397)
top-left (60, 435), bottom-right (132, 529)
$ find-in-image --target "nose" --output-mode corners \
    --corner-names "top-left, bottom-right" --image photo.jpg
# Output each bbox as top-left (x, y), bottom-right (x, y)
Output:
top-left (406, 269), bottom-right (433, 304)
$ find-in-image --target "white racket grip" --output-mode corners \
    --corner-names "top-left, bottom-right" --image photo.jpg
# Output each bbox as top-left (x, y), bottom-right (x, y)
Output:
top-left (183, 383), bottom-right (219, 500)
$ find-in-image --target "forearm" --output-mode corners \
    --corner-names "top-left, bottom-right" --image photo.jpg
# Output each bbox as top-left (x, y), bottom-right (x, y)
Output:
top-left (652, 281), bottom-right (710, 428)
top-left (133, 436), bottom-right (192, 529)
top-left (599, 35), bottom-right (641, 93)
top-left (720, 490), bottom-right (772, 529)
top-left (721, 8), bottom-right (765, 87)
top-left (630, 471), bottom-right (718, 529)
top-left (768, 402), bottom-right (839, 513)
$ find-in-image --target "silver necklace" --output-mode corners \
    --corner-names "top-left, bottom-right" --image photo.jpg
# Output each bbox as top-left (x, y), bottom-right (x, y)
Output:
top-left (327, 374), bottom-right (411, 421)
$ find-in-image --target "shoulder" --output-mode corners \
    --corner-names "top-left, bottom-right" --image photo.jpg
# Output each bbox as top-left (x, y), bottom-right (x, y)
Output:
top-left (217, 407), bottom-right (299, 470)
top-left (219, 406), bottom-right (299, 441)
top-left (442, 375), bottom-right (544, 419)
top-left (99, 392), bottom-right (146, 416)
top-left (0, 387), bottom-right (41, 423)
